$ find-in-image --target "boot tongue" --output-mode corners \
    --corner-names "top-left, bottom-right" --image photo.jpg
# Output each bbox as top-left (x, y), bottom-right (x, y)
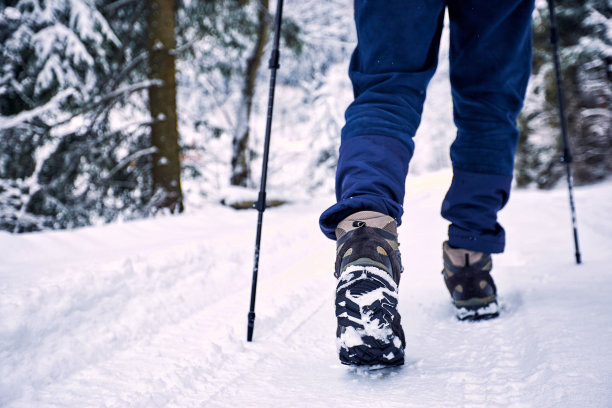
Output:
top-left (335, 211), bottom-right (397, 240)
top-left (443, 241), bottom-right (485, 267)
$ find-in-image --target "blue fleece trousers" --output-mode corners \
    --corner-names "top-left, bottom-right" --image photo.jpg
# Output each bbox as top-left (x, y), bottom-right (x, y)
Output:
top-left (319, 0), bottom-right (534, 253)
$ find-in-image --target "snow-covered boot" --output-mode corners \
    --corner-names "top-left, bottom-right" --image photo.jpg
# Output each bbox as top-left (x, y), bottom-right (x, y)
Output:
top-left (334, 211), bottom-right (405, 366)
top-left (442, 241), bottom-right (499, 320)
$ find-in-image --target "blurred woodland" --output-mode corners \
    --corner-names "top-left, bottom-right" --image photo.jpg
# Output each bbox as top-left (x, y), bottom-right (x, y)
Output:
top-left (0, 0), bottom-right (610, 232)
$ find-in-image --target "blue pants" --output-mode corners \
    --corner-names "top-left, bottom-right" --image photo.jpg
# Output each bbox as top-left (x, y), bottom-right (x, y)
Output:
top-left (320, 0), bottom-right (534, 253)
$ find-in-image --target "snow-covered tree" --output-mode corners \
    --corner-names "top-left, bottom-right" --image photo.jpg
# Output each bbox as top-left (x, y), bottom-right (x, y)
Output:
top-left (0, 0), bottom-right (359, 231)
top-left (516, 0), bottom-right (612, 188)
top-left (147, 0), bottom-right (183, 211)
top-left (0, 0), bottom-right (125, 231)
top-left (230, 0), bottom-right (270, 187)
top-left (175, 0), bottom-right (303, 190)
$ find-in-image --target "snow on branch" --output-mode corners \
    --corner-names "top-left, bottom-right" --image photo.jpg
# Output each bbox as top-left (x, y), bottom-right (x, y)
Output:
top-left (0, 88), bottom-right (76, 131)
top-left (87, 79), bottom-right (163, 109)
top-left (69, 0), bottom-right (120, 48)
top-left (105, 146), bottom-right (158, 180)
top-left (0, 79), bottom-right (161, 131)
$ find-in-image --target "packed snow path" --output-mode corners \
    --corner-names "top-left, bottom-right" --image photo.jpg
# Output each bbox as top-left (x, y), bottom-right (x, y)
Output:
top-left (1, 172), bottom-right (611, 407)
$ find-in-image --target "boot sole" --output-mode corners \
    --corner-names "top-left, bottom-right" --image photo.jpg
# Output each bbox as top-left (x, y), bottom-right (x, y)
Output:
top-left (335, 266), bottom-right (404, 366)
top-left (455, 300), bottom-right (500, 321)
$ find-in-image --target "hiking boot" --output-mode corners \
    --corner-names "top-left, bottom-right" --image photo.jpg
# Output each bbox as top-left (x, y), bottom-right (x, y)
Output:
top-left (442, 241), bottom-right (499, 320)
top-left (334, 211), bottom-right (405, 366)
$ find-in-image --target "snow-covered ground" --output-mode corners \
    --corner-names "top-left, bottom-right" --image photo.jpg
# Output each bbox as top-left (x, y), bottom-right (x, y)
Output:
top-left (1, 171), bottom-right (611, 408)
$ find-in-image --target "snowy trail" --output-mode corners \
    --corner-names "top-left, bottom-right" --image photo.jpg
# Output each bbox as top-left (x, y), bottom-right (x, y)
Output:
top-left (1, 171), bottom-right (611, 407)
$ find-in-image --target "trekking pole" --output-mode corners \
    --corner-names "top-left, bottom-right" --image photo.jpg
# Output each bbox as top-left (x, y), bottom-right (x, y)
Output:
top-left (547, 0), bottom-right (582, 264)
top-left (247, 0), bottom-right (284, 341)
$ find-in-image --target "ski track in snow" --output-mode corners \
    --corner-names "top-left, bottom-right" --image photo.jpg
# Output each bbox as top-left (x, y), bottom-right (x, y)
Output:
top-left (1, 172), bottom-right (612, 407)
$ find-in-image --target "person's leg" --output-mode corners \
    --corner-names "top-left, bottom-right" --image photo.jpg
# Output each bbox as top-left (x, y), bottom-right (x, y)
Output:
top-left (443, 0), bottom-right (534, 254)
top-left (441, 0), bottom-right (534, 319)
top-left (319, 0), bottom-right (446, 239)
top-left (327, 0), bottom-right (446, 366)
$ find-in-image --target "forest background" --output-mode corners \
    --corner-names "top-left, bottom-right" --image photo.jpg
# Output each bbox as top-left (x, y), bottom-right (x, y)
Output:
top-left (0, 0), bottom-right (610, 233)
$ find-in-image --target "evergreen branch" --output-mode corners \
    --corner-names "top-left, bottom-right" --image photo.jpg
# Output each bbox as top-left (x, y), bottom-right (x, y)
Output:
top-left (87, 79), bottom-right (163, 112)
top-left (0, 80), bottom-right (159, 132)
top-left (11, 133), bottom-right (65, 233)
top-left (0, 89), bottom-right (76, 131)
top-left (54, 79), bottom-right (163, 128)
top-left (10, 78), bottom-right (36, 109)
top-left (105, 146), bottom-right (158, 180)
top-left (104, 0), bottom-right (140, 12)
top-left (105, 52), bottom-right (149, 94)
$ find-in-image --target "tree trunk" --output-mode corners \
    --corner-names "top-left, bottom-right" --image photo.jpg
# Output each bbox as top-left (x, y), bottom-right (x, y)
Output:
top-left (147, 0), bottom-right (183, 211)
top-left (230, 0), bottom-right (270, 187)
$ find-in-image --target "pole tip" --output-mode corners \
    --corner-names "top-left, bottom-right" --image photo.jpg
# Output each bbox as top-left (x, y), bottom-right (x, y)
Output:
top-left (247, 312), bottom-right (255, 342)
top-left (575, 252), bottom-right (582, 265)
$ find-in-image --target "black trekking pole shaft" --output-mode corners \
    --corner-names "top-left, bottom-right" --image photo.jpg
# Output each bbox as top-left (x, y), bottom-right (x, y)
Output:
top-left (247, 0), bottom-right (284, 342)
top-left (547, 0), bottom-right (582, 264)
